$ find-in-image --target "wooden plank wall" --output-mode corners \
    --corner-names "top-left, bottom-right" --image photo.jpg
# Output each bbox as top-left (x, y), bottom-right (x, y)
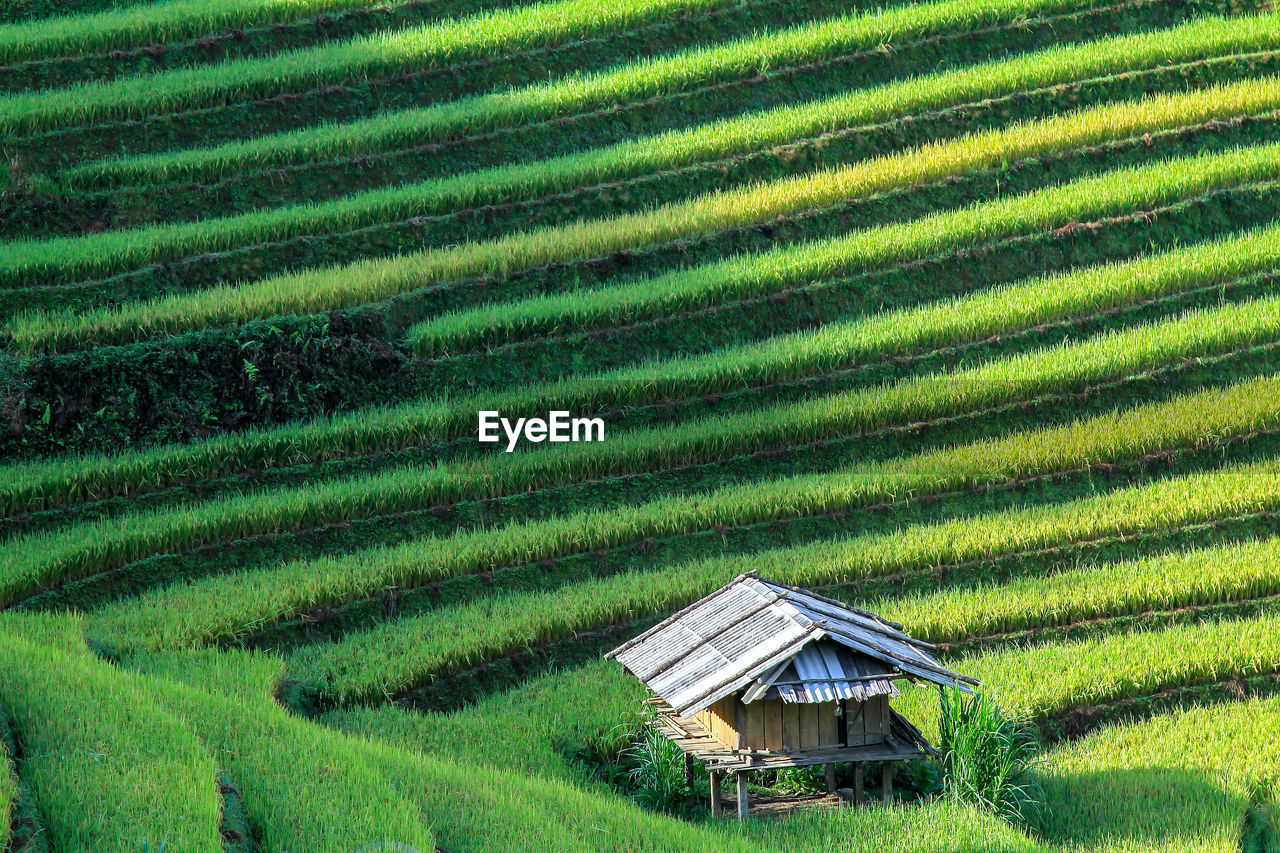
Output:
top-left (842, 696), bottom-right (890, 747)
top-left (704, 696), bottom-right (845, 752)
top-left (698, 695), bottom-right (893, 753)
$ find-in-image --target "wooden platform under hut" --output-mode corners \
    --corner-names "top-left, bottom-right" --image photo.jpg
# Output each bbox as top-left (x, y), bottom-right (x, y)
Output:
top-left (605, 573), bottom-right (979, 820)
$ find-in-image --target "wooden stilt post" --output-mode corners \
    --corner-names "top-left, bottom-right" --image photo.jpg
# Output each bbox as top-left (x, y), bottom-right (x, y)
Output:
top-left (736, 771), bottom-right (750, 821)
top-left (824, 763), bottom-right (836, 794)
top-left (853, 762), bottom-right (864, 806)
top-left (881, 763), bottom-right (893, 806)
top-left (709, 771), bottom-right (722, 819)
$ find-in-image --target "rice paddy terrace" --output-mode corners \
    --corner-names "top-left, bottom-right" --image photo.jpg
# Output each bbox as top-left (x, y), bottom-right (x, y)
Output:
top-left (3, 0), bottom-right (1280, 848)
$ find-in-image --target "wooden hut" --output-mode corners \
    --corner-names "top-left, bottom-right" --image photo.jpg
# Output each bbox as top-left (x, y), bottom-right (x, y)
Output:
top-left (605, 573), bottom-right (979, 819)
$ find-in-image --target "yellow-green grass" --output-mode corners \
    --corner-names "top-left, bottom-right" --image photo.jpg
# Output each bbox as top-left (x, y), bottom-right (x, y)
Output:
top-left (0, 0), bottom-right (424, 63)
top-left (89, 371), bottom-right (1280, 656)
top-left (329, 664), bottom-right (1051, 851)
top-left (884, 537), bottom-right (1280, 644)
top-left (132, 646), bottom-right (768, 853)
top-left (742, 806), bottom-right (1051, 853)
top-left (9, 39), bottom-right (1280, 302)
top-left (0, 0), bottom-right (742, 130)
top-left (3, 629), bottom-right (441, 852)
top-left (6, 222), bottom-right (1279, 519)
top-left (897, 612), bottom-right (1280, 737)
top-left (0, 617), bottom-right (225, 853)
top-left (408, 191), bottom-right (1280, 357)
top-left (15, 294), bottom-right (1280, 610)
top-left (63, 0), bottom-right (1133, 187)
top-left (1037, 699), bottom-right (1280, 853)
top-left (283, 478), bottom-right (1280, 702)
top-left (16, 113), bottom-right (1280, 354)
top-left (0, 731), bottom-right (11, 851)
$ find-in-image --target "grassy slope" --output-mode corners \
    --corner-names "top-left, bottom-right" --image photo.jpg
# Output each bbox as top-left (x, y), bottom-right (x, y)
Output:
top-left (0, 0), bottom-right (437, 63)
top-left (17, 121), bottom-right (1280, 352)
top-left (278, 450), bottom-right (1280, 702)
top-left (60, 0), bottom-right (1129, 186)
top-left (0, 615), bottom-right (224, 853)
top-left (0, 0), bottom-right (742, 130)
top-left (1038, 700), bottom-right (1280, 853)
top-left (17, 294), bottom-right (1280, 611)
top-left (5, 219), bottom-right (1280, 517)
top-left (0, 620), bottom-right (438, 852)
top-left (8, 0), bottom-right (1280, 847)
top-left (9, 24), bottom-right (1280, 291)
top-left (85, 373), bottom-right (1280, 653)
top-left (325, 634), bottom-right (1280, 853)
top-left (405, 197), bottom-right (1280, 355)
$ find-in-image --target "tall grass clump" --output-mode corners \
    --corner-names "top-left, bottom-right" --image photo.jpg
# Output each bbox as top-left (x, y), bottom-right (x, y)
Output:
top-left (6, 222), bottom-right (1279, 517)
top-left (937, 689), bottom-right (1043, 825)
top-left (66, 0), bottom-right (1136, 187)
top-left (624, 705), bottom-right (692, 813)
top-left (16, 124), bottom-right (1280, 352)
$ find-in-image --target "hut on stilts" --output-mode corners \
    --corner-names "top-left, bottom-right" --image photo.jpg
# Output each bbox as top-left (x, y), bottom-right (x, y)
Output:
top-left (605, 573), bottom-right (979, 820)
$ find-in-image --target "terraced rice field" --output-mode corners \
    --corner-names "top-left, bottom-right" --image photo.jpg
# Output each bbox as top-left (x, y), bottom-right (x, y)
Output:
top-left (3, 0), bottom-right (1280, 848)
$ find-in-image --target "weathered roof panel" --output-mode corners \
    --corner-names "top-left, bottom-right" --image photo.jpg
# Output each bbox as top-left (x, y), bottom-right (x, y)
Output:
top-left (769, 642), bottom-right (901, 703)
top-left (607, 573), bottom-right (977, 716)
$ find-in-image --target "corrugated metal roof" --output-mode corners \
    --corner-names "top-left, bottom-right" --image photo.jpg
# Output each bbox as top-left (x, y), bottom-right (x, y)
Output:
top-left (756, 642), bottom-right (901, 704)
top-left (607, 573), bottom-right (977, 717)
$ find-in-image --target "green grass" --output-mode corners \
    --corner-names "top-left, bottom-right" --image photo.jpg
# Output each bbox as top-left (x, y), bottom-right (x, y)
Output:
top-left (1037, 699), bottom-right (1280, 853)
top-left (61, 0), bottom-right (1133, 187)
top-left (406, 193), bottom-right (1280, 357)
top-left (329, 664), bottom-right (1052, 851)
top-left (86, 373), bottom-right (1280, 653)
top-left (898, 611), bottom-right (1280, 728)
top-left (281, 488), bottom-right (1280, 701)
top-left (16, 117), bottom-right (1280, 353)
top-left (12, 635), bottom-right (443, 852)
top-left (741, 803), bottom-right (1052, 852)
top-left (0, 725), bottom-right (12, 851)
top-left (0, 616), bottom-right (225, 853)
top-left (884, 537), bottom-right (1280, 643)
top-left (0, 0), bottom-right (422, 63)
top-left (0, 0), bottom-right (743, 131)
top-left (16, 292), bottom-right (1280, 610)
top-left (5, 219), bottom-right (1279, 520)
top-left (131, 647), bottom-right (771, 853)
top-left (0, 628), bottom-right (441, 852)
top-left (9, 32), bottom-right (1280, 297)
top-left (124, 652), bottom-right (439, 852)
